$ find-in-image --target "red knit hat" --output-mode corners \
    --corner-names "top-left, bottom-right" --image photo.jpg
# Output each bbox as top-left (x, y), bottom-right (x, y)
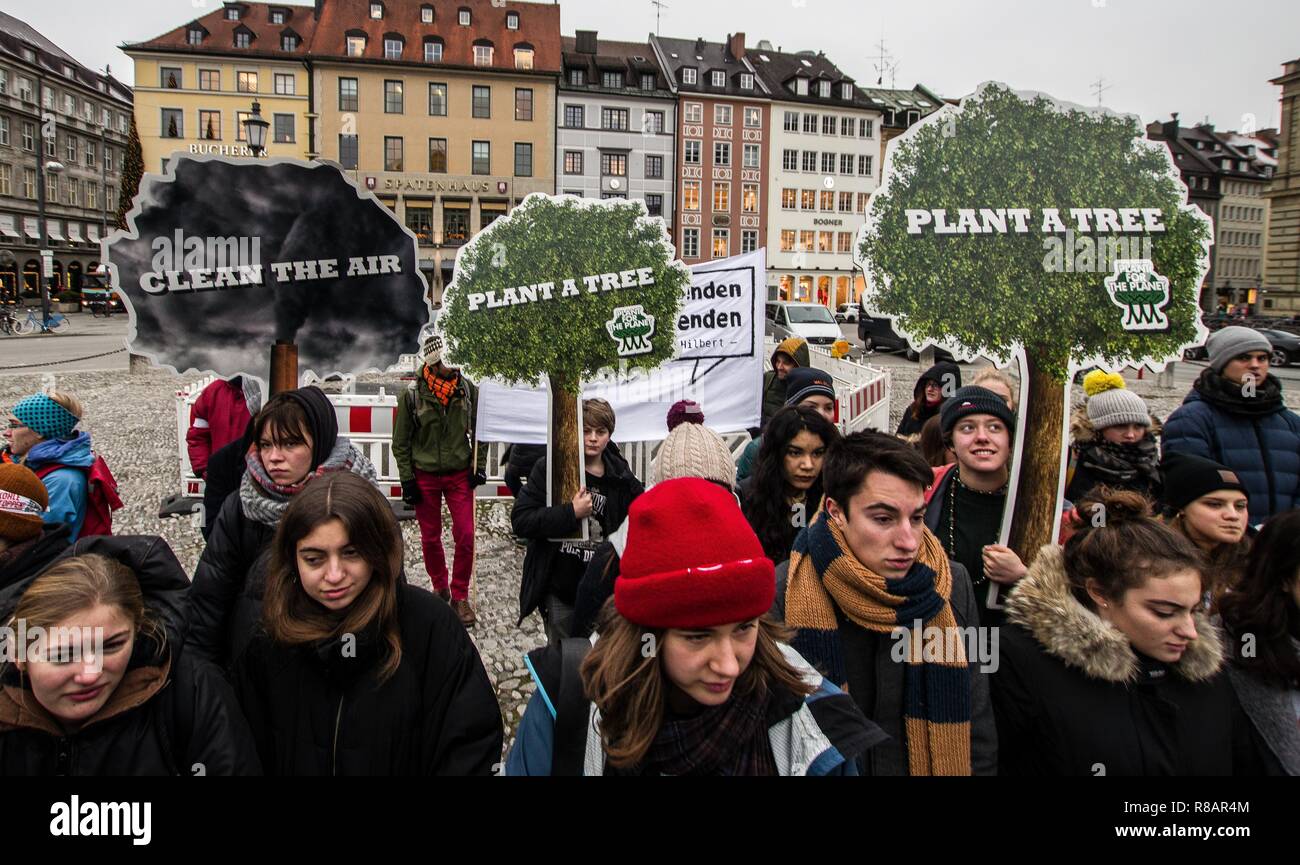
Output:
top-left (615, 478), bottom-right (774, 629)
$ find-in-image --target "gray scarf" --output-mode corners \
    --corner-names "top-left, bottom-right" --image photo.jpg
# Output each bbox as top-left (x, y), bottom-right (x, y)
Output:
top-left (239, 438), bottom-right (378, 527)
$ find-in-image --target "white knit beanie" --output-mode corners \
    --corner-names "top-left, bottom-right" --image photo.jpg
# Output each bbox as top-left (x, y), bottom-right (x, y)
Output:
top-left (652, 423), bottom-right (736, 489)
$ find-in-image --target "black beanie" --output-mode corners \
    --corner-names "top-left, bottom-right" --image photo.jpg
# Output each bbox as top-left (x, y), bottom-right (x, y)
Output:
top-left (281, 385), bottom-right (339, 471)
top-left (1161, 451), bottom-right (1247, 512)
top-left (940, 385), bottom-right (1015, 434)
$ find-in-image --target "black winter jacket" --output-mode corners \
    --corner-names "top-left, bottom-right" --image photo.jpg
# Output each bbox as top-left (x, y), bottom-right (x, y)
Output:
top-left (200, 425), bottom-right (252, 541)
top-left (994, 545), bottom-right (1249, 775)
top-left (510, 443), bottom-right (643, 626)
top-left (231, 582), bottom-right (502, 775)
top-left (0, 535), bottom-right (261, 775)
top-left (0, 523), bottom-right (71, 599)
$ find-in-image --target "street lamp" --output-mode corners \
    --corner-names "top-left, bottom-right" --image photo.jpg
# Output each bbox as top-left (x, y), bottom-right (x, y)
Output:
top-left (243, 100), bottom-right (269, 157)
top-left (36, 158), bottom-right (65, 331)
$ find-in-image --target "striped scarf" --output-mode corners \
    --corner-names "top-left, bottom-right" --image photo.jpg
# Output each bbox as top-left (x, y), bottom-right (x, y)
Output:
top-left (423, 365), bottom-right (458, 407)
top-left (785, 510), bottom-right (972, 776)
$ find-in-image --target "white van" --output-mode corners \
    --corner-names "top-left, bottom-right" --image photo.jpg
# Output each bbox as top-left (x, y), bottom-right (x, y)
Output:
top-left (765, 302), bottom-right (843, 346)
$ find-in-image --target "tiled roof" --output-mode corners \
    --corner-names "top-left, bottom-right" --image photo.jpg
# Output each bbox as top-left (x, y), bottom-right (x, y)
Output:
top-left (124, 1), bottom-right (315, 60)
top-left (1, 10), bottom-right (133, 104)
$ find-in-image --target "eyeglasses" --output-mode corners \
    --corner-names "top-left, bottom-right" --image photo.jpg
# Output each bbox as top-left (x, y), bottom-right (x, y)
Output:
top-left (6, 419), bottom-right (27, 429)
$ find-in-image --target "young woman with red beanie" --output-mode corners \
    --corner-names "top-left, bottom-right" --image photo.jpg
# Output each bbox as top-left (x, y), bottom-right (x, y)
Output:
top-left (505, 477), bottom-right (883, 775)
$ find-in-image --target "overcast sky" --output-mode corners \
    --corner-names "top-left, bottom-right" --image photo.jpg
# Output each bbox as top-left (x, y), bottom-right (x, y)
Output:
top-left (5, 0), bottom-right (1296, 131)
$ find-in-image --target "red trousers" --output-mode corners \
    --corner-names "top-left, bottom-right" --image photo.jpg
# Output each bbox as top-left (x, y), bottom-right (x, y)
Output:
top-left (413, 469), bottom-right (475, 600)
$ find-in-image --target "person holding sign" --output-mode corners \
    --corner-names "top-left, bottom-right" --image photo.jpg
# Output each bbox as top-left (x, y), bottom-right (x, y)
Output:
top-left (923, 387), bottom-right (1026, 624)
top-left (1163, 327), bottom-right (1300, 524)
top-left (393, 335), bottom-right (488, 629)
top-left (774, 431), bottom-right (997, 776)
top-left (506, 477), bottom-right (883, 776)
top-left (232, 473), bottom-right (502, 775)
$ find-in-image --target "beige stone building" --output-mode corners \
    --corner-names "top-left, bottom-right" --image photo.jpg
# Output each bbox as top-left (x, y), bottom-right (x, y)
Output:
top-left (1265, 58), bottom-right (1300, 313)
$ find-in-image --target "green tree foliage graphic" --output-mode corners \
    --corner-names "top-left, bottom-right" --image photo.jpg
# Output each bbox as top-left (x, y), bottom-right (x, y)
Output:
top-left (857, 83), bottom-right (1210, 559)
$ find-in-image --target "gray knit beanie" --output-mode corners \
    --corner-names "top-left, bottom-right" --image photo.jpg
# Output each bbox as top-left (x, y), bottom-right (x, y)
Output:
top-left (1207, 326), bottom-right (1271, 373)
top-left (652, 423), bottom-right (736, 489)
top-left (1082, 370), bottom-right (1150, 430)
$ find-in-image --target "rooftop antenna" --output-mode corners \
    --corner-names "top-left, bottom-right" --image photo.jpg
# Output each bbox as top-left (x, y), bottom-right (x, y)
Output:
top-left (651, 0), bottom-right (668, 36)
top-left (872, 35), bottom-right (892, 86)
top-left (1091, 75), bottom-right (1111, 107)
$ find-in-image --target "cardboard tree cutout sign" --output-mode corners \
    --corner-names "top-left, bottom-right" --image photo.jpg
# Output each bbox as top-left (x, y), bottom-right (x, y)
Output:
top-left (104, 155), bottom-right (432, 382)
top-left (441, 193), bottom-right (689, 523)
top-left (856, 82), bottom-right (1212, 565)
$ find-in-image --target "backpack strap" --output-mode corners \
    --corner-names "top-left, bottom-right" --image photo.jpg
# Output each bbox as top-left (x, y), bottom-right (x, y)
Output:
top-left (552, 637), bottom-right (594, 776)
top-left (405, 383), bottom-right (421, 430)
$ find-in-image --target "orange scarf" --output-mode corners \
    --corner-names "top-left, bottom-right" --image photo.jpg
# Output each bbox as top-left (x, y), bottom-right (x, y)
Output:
top-left (423, 366), bottom-right (458, 407)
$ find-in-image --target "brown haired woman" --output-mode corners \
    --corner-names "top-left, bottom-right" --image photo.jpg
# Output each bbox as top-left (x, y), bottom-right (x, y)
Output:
top-left (993, 490), bottom-right (1247, 775)
top-left (1159, 451), bottom-right (1253, 607)
top-left (231, 473), bottom-right (503, 775)
top-left (506, 478), bottom-right (882, 775)
top-left (188, 386), bottom-right (377, 668)
top-left (0, 536), bottom-right (260, 774)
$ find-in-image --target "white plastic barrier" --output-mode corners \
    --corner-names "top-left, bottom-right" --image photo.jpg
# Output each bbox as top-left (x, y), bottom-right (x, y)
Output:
top-left (762, 336), bottom-right (891, 434)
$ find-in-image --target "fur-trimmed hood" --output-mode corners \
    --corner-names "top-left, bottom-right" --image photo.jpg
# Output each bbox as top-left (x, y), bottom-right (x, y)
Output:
top-left (1069, 405), bottom-right (1163, 446)
top-left (1006, 545), bottom-right (1224, 684)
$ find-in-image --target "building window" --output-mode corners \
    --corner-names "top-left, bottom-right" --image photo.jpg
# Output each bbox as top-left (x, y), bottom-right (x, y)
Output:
top-left (819, 81), bottom-right (831, 98)
top-left (85, 141), bottom-right (96, 168)
top-left (238, 71), bottom-right (258, 93)
top-left (274, 73), bottom-right (295, 95)
top-left (858, 154), bottom-right (873, 176)
top-left (601, 153), bottom-right (627, 176)
top-left (568, 68), bottom-right (586, 86)
top-left (564, 105), bottom-right (584, 128)
top-left (601, 71), bottom-right (624, 89)
top-left (742, 229), bottom-right (758, 254)
top-left (857, 192), bottom-right (870, 212)
top-left (781, 188), bottom-right (797, 210)
top-left (105, 146), bottom-right (114, 171)
top-left (743, 144), bottom-right (760, 169)
top-left (601, 108), bottom-right (629, 131)
top-left (839, 191), bottom-right (853, 212)
top-left (474, 45), bottom-right (494, 66)
top-left (641, 73), bottom-right (656, 91)
top-left (740, 73), bottom-right (754, 90)
top-left (425, 40), bottom-right (443, 62)
top-left (801, 189), bottom-right (816, 210)
top-left (65, 135), bottom-right (78, 163)
top-left (419, 84), bottom-right (445, 117)
top-left (714, 104), bottom-right (733, 125)
top-left (515, 48), bottom-right (534, 70)
top-left (711, 71), bottom-right (725, 87)
top-left (803, 113), bottom-right (817, 133)
top-left (339, 134), bottom-right (358, 169)
top-left (682, 228), bottom-right (699, 258)
top-left (714, 142), bottom-right (731, 166)
top-left (683, 180), bottom-right (700, 211)
top-left (684, 102), bottom-right (703, 123)
top-left (744, 106), bottom-right (761, 128)
top-left (507, 12), bottom-right (520, 29)
top-left (822, 115), bottom-right (836, 135)
top-left (384, 38), bottom-right (403, 60)
top-left (839, 153), bottom-right (853, 174)
top-left (405, 203), bottom-right (432, 245)
top-left (472, 141), bottom-right (490, 174)
top-left (860, 118), bottom-right (873, 138)
top-left (271, 9), bottom-right (286, 24)
top-left (460, 8), bottom-right (471, 25)
top-left (188, 28), bottom-right (205, 45)
top-left (273, 114), bottom-right (294, 143)
top-left (21, 122), bottom-right (34, 152)
top-left (820, 153), bottom-right (834, 174)
top-left (234, 31), bottom-right (252, 49)
top-left (0, 118), bottom-right (8, 147)
top-left (564, 151), bottom-right (583, 174)
top-left (339, 78), bottom-right (359, 111)
top-left (370, 2), bottom-right (383, 18)
top-left (820, 190), bottom-right (834, 211)
top-left (712, 229), bottom-right (729, 257)
top-left (421, 5), bottom-right (434, 23)
top-left (472, 86), bottom-right (491, 118)
top-left (645, 193), bottom-right (663, 217)
top-left (784, 111), bottom-right (799, 133)
top-left (161, 109), bottom-right (183, 139)
top-left (799, 230), bottom-right (814, 251)
top-left (385, 80), bottom-right (404, 113)
top-left (346, 36), bottom-right (366, 57)
top-left (161, 67), bottom-right (182, 89)
top-left (514, 143), bottom-right (533, 176)
top-left (282, 34), bottom-right (300, 51)
top-left (712, 182), bottom-right (729, 212)
top-left (515, 88), bottom-right (533, 121)
top-left (801, 151), bottom-right (816, 172)
top-left (782, 149), bottom-right (798, 171)
top-left (421, 138), bottom-right (445, 173)
top-left (683, 140), bottom-right (701, 164)
top-left (384, 137), bottom-right (403, 171)
top-left (742, 184), bottom-right (758, 213)
top-left (23, 168), bottom-right (35, 199)
top-left (199, 69), bottom-right (220, 91)
top-left (643, 111), bottom-right (665, 134)
top-left (682, 68), bottom-right (697, 86)
top-left (780, 229), bottom-right (796, 252)
top-left (645, 155), bottom-right (664, 178)
top-left (199, 110), bottom-right (221, 140)
top-left (0, 164), bottom-right (8, 197)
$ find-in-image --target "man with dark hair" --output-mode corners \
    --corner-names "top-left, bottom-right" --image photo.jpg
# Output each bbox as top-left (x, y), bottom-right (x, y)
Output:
top-left (924, 386), bottom-right (1026, 624)
top-left (774, 430), bottom-right (997, 776)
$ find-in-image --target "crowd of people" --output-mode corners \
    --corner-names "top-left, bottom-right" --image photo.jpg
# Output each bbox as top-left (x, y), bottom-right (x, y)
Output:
top-left (0, 324), bottom-right (1297, 775)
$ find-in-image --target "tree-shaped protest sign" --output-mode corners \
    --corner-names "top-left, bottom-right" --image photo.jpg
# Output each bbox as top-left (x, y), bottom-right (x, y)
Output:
top-left (442, 193), bottom-right (689, 510)
top-left (857, 82), bottom-right (1211, 561)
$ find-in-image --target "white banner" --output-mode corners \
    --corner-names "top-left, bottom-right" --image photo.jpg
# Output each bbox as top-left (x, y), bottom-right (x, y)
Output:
top-left (477, 250), bottom-right (766, 443)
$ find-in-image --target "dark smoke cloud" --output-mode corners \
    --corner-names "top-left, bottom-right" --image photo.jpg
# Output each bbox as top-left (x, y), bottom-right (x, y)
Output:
top-left (107, 157), bottom-right (431, 379)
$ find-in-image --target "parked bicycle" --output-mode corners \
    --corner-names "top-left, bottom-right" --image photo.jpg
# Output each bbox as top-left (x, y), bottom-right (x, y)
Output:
top-left (12, 309), bottom-right (70, 335)
top-left (0, 307), bottom-right (19, 336)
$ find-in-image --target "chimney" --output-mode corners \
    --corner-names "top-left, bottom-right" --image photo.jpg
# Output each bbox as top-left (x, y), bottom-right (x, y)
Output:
top-left (314, 0), bottom-right (326, 19)
top-left (728, 32), bottom-right (746, 61)
top-left (695, 37), bottom-right (705, 57)
top-left (575, 30), bottom-right (598, 55)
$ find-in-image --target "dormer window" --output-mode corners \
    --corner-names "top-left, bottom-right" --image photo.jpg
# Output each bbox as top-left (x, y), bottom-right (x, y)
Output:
top-left (711, 71), bottom-right (725, 87)
top-left (459, 7), bottom-right (471, 26)
top-left (270, 9), bottom-right (285, 24)
top-left (507, 12), bottom-right (520, 30)
top-left (384, 36), bottom-right (404, 59)
top-left (841, 83), bottom-right (853, 100)
top-left (226, 8), bottom-right (241, 20)
top-left (819, 80), bottom-right (831, 98)
top-left (187, 27), bottom-right (206, 45)
top-left (346, 34), bottom-right (367, 57)
top-left (682, 68), bottom-right (697, 85)
top-left (474, 40), bottom-right (494, 66)
top-left (281, 31), bottom-right (300, 51)
top-left (421, 4), bottom-right (433, 23)
top-left (234, 27), bottom-right (253, 49)
top-left (424, 37), bottom-right (443, 63)
top-left (601, 70), bottom-right (623, 89)
top-left (740, 73), bottom-right (753, 90)
top-left (794, 78), bottom-right (808, 95)
top-left (641, 73), bottom-right (655, 90)
top-left (514, 45), bottom-right (534, 70)
top-left (370, 2), bottom-right (384, 19)
top-left (569, 68), bottom-right (586, 86)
